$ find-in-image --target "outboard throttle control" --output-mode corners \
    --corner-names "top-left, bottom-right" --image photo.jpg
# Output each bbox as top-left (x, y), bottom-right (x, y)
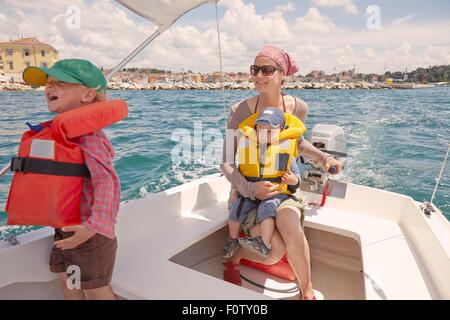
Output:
top-left (300, 124), bottom-right (348, 205)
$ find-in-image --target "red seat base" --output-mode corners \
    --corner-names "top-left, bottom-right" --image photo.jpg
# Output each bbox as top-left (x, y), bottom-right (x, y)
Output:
top-left (240, 255), bottom-right (296, 281)
top-left (238, 231), bottom-right (296, 281)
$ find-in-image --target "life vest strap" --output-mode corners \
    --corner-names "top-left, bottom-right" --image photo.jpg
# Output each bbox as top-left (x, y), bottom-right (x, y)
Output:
top-left (10, 157), bottom-right (90, 177)
top-left (245, 176), bottom-right (282, 183)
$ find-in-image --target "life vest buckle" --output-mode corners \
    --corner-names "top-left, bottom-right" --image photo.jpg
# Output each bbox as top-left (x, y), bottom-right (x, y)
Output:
top-left (10, 157), bottom-right (25, 173)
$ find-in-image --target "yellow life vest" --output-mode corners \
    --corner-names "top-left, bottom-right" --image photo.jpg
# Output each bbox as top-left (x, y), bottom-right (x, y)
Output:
top-left (237, 112), bottom-right (307, 194)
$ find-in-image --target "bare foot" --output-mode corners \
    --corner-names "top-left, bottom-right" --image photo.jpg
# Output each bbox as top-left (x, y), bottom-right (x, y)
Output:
top-left (300, 285), bottom-right (315, 300)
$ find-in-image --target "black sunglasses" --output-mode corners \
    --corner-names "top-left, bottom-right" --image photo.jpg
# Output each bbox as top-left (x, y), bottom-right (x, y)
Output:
top-left (250, 65), bottom-right (282, 76)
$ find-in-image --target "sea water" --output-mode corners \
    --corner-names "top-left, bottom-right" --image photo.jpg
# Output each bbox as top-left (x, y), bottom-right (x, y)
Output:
top-left (0, 87), bottom-right (448, 239)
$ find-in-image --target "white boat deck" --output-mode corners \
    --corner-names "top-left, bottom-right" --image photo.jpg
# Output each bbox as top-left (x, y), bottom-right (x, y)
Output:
top-left (111, 174), bottom-right (439, 300)
top-left (0, 174), bottom-right (448, 300)
top-left (305, 206), bottom-right (432, 299)
top-left (112, 177), bottom-right (267, 299)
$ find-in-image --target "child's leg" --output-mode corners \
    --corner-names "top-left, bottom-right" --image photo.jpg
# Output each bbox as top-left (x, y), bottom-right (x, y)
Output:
top-left (85, 285), bottom-right (117, 300)
top-left (228, 220), bottom-right (241, 239)
top-left (228, 196), bottom-right (258, 238)
top-left (59, 273), bottom-right (86, 300)
top-left (224, 197), bottom-right (258, 259)
top-left (223, 221), bottom-right (241, 259)
top-left (257, 196), bottom-right (285, 246)
top-left (238, 198), bottom-right (282, 258)
top-left (60, 274), bottom-right (117, 300)
top-left (260, 217), bottom-right (275, 246)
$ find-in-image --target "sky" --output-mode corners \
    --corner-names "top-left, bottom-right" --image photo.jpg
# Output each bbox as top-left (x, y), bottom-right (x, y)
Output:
top-left (0, 0), bottom-right (449, 74)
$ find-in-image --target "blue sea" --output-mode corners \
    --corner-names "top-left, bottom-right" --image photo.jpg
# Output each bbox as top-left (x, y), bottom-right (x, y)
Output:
top-left (0, 88), bottom-right (449, 239)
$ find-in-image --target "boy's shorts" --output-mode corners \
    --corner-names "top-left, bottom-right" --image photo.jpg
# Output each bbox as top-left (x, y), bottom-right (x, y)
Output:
top-left (242, 189), bottom-right (306, 237)
top-left (257, 194), bottom-right (289, 223)
top-left (228, 195), bottom-right (258, 223)
top-left (49, 228), bottom-right (117, 290)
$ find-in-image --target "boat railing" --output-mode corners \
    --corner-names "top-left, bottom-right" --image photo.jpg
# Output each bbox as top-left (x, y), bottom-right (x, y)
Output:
top-left (421, 143), bottom-right (450, 215)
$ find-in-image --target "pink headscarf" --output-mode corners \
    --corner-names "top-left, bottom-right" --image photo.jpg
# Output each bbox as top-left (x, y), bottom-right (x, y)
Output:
top-left (255, 45), bottom-right (299, 76)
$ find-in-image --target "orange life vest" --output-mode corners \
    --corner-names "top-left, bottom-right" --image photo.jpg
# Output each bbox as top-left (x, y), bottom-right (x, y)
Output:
top-left (5, 99), bottom-right (128, 228)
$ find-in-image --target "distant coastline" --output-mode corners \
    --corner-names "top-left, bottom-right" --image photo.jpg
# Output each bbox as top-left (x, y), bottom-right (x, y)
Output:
top-left (2, 62), bottom-right (449, 91)
top-left (1, 80), bottom-right (449, 91)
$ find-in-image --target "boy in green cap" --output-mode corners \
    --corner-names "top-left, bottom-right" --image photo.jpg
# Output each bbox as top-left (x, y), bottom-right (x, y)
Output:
top-left (22, 59), bottom-right (121, 300)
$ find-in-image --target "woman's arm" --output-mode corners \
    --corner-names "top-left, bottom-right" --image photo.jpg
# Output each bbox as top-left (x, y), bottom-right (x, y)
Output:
top-left (220, 101), bottom-right (256, 200)
top-left (298, 136), bottom-right (330, 166)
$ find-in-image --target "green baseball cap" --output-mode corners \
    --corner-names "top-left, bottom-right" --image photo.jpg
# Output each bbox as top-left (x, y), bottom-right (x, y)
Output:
top-left (23, 59), bottom-right (107, 93)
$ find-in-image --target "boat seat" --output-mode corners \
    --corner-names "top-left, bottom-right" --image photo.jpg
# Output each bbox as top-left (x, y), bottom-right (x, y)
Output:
top-left (112, 193), bottom-right (433, 300)
top-left (304, 206), bottom-right (433, 299)
top-left (111, 198), bottom-right (268, 299)
top-left (110, 172), bottom-right (434, 300)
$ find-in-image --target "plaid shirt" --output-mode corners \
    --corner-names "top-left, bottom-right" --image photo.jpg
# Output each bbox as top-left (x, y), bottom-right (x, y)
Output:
top-left (76, 130), bottom-right (120, 239)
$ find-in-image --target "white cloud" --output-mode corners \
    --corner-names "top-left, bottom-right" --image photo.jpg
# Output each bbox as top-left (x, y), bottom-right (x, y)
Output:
top-left (296, 44), bottom-right (322, 61)
top-left (294, 7), bottom-right (337, 34)
top-left (220, 0), bottom-right (292, 50)
top-left (364, 47), bottom-right (376, 59)
top-left (392, 12), bottom-right (421, 25)
top-left (275, 3), bottom-right (295, 13)
top-left (422, 46), bottom-right (450, 67)
top-left (0, 0), bottom-right (151, 67)
top-left (383, 43), bottom-right (412, 70)
top-left (344, 4), bottom-right (358, 15)
top-left (311, 0), bottom-right (358, 15)
top-left (332, 45), bottom-right (358, 66)
top-left (291, 44), bottom-right (322, 72)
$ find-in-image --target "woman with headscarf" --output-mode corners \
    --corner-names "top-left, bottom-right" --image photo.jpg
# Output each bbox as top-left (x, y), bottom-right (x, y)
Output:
top-left (220, 44), bottom-right (342, 300)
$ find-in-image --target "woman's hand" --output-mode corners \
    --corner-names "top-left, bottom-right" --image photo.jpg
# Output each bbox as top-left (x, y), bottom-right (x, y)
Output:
top-left (53, 225), bottom-right (96, 250)
top-left (324, 156), bottom-right (343, 175)
top-left (254, 181), bottom-right (282, 200)
top-left (281, 171), bottom-right (299, 186)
